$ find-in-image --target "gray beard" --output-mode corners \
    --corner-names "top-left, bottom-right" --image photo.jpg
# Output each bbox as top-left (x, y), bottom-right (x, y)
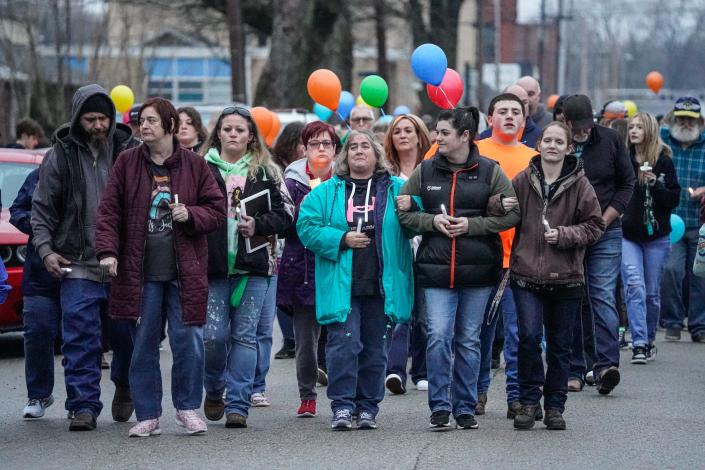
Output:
top-left (671, 124), bottom-right (701, 144)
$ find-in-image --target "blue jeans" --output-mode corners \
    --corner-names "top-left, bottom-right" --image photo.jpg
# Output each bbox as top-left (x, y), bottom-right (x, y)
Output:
top-left (253, 276), bottom-right (277, 394)
top-left (622, 236), bottom-right (671, 346)
top-left (277, 307), bottom-right (294, 341)
top-left (129, 281), bottom-right (203, 420)
top-left (23, 296), bottom-right (61, 400)
top-left (478, 282), bottom-right (519, 403)
top-left (203, 276), bottom-right (272, 417)
top-left (425, 286), bottom-right (493, 417)
top-left (514, 284), bottom-right (578, 412)
top-left (568, 293), bottom-right (596, 381)
top-left (60, 279), bottom-right (111, 416)
top-left (386, 285), bottom-right (427, 385)
top-left (326, 295), bottom-right (389, 416)
top-left (582, 226), bottom-right (622, 377)
top-left (660, 229), bottom-right (705, 334)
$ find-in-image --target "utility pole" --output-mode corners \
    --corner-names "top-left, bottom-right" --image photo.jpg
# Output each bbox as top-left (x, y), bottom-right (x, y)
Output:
top-left (493, 0), bottom-right (500, 92)
top-left (538, 0), bottom-right (546, 83)
top-left (476, 0), bottom-right (484, 107)
top-left (226, 0), bottom-right (247, 104)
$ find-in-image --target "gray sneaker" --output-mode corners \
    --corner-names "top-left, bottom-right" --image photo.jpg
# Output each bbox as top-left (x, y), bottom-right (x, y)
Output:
top-left (356, 411), bottom-right (377, 430)
top-left (23, 396), bottom-right (54, 419)
top-left (331, 409), bottom-right (352, 430)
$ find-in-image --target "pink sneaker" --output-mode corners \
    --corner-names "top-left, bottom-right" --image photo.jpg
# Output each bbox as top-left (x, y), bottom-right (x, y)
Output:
top-left (175, 410), bottom-right (207, 435)
top-left (128, 419), bottom-right (161, 437)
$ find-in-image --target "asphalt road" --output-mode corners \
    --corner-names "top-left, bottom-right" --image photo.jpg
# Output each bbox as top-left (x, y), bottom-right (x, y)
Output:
top-left (0, 329), bottom-right (703, 470)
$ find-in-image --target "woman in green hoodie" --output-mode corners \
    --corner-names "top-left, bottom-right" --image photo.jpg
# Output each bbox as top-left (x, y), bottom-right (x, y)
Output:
top-left (297, 130), bottom-right (416, 431)
top-left (201, 107), bottom-right (293, 429)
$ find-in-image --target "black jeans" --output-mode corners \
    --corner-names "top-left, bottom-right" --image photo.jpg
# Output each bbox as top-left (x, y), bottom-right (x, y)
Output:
top-left (514, 284), bottom-right (579, 412)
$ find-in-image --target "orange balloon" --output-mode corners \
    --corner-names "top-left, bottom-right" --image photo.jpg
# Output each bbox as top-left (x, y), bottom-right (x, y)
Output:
top-left (266, 111), bottom-right (281, 147)
top-left (646, 71), bottom-right (664, 94)
top-left (307, 69), bottom-right (342, 111)
top-left (547, 94), bottom-right (559, 110)
top-left (251, 106), bottom-right (273, 138)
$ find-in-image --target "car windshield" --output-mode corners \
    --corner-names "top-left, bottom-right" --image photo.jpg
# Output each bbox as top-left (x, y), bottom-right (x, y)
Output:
top-left (0, 163), bottom-right (36, 210)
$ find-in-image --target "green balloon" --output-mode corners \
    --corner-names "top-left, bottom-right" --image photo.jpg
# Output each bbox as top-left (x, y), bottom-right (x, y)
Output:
top-left (360, 75), bottom-right (389, 108)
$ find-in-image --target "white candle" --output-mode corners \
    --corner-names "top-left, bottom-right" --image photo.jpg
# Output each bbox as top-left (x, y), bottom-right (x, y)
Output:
top-left (440, 204), bottom-right (448, 216)
top-left (639, 163), bottom-right (652, 172)
top-left (356, 218), bottom-right (363, 233)
top-left (174, 194), bottom-right (179, 205)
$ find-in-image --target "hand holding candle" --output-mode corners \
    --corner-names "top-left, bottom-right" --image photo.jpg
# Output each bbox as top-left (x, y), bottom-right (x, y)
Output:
top-left (170, 193), bottom-right (189, 223)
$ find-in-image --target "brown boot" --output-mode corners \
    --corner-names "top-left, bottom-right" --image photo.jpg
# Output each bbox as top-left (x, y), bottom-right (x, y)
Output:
top-left (475, 393), bottom-right (487, 415)
top-left (225, 413), bottom-right (247, 428)
top-left (112, 385), bottom-right (134, 422)
top-left (204, 396), bottom-right (225, 421)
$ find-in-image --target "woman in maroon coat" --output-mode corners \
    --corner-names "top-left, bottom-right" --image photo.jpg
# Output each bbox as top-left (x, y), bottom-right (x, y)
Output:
top-left (95, 97), bottom-right (225, 438)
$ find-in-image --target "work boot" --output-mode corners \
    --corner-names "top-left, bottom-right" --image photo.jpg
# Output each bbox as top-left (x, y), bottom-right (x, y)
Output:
top-left (203, 396), bottom-right (225, 421)
top-left (513, 404), bottom-right (541, 430)
top-left (543, 408), bottom-right (566, 430)
top-left (475, 393), bottom-right (487, 415)
top-left (112, 385), bottom-right (134, 422)
top-left (69, 411), bottom-right (97, 431)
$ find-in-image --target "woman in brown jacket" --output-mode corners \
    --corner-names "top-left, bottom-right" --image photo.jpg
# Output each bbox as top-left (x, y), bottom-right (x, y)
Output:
top-left (495, 121), bottom-right (605, 431)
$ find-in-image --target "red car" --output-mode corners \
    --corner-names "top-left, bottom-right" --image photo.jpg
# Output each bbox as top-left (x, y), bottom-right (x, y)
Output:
top-left (0, 148), bottom-right (45, 333)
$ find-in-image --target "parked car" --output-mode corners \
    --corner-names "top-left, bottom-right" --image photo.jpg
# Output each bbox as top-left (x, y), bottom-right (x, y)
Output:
top-left (0, 148), bottom-right (45, 333)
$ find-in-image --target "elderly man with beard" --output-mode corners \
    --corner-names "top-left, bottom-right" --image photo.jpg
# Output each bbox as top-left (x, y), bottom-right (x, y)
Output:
top-left (562, 95), bottom-right (635, 396)
top-left (31, 84), bottom-right (139, 431)
top-left (660, 97), bottom-right (705, 343)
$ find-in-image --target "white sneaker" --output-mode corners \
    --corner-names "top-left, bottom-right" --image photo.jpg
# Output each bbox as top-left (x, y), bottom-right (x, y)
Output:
top-left (416, 380), bottom-right (429, 391)
top-left (23, 395), bottom-right (54, 419)
top-left (251, 392), bottom-right (271, 407)
top-left (175, 409), bottom-right (207, 435)
top-left (129, 418), bottom-right (161, 437)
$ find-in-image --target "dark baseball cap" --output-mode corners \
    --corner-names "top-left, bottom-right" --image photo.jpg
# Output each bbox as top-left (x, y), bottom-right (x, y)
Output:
top-left (563, 95), bottom-right (595, 129)
top-left (123, 103), bottom-right (142, 124)
top-left (673, 97), bottom-right (701, 119)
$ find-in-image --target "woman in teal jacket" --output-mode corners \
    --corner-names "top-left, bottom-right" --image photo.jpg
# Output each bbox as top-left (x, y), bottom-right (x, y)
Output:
top-left (297, 130), bottom-right (415, 431)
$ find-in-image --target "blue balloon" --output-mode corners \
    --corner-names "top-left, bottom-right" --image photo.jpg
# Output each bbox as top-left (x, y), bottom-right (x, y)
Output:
top-left (378, 115), bottom-right (393, 124)
top-left (313, 103), bottom-right (333, 121)
top-left (411, 44), bottom-right (448, 86)
top-left (670, 214), bottom-right (686, 244)
top-left (337, 91), bottom-right (356, 120)
top-left (393, 105), bottom-right (411, 116)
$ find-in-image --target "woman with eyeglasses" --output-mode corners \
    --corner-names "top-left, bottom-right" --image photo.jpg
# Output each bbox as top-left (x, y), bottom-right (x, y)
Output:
top-left (277, 121), bottom-right (339, 418)
top-left (200, 106), bottom-right (293, 428)
top-left (381, 114), bottom-right (432, 395)
top-left (95, 97), bottom-right (226, 437)
top-left (297, 130), bottom-right (415, 431)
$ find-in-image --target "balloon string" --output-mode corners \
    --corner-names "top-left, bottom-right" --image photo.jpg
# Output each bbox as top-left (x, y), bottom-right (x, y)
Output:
top-left (438, 86), bottom-right (455, 109)
top-left (380, 108), bottom-right (386, 117)
top-left (337, 112), bottom-right (352, 131)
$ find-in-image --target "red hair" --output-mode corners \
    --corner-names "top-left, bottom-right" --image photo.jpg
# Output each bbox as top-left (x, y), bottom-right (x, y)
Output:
top-left (139, 97), bottom-right (180, 134)
top-left (301, 121), bottom-right (339, 150)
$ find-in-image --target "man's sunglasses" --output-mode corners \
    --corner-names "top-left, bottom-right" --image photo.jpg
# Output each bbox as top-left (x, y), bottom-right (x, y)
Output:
top-left (221, 106), bottom-right (251, 118)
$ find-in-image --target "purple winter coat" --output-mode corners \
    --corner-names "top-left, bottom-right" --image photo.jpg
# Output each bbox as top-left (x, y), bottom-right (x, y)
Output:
top-left (276, 159), bottom-right (317, 307)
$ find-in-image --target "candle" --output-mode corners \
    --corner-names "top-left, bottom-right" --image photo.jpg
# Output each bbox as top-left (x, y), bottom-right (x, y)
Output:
top-left (356, 218), bottom-right (363, 233)
top-left (639, 163), bottom-right (652, 172)
top-left (543, 218), bottom-right (551, 233)
top-left (440, 204), bottom-right (448, 216)
top-left (689, 187), bottom-right (694, 195)
top-left (174, 194), bottom-right (179, 205)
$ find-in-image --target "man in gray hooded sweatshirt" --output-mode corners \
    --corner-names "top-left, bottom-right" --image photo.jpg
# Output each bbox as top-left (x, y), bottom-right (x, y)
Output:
top-left (32, 84), bottom-right (138, 431)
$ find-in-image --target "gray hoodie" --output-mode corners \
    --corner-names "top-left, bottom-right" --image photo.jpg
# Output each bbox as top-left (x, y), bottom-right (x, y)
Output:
top-left (31, 84), bottom-right (137, 282)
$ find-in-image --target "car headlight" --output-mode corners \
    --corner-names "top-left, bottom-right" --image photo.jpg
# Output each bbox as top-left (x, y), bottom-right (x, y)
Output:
top-left (0, 245), bottom-right (12, 264)
top-left (16, 245), bottom-right (27, 263)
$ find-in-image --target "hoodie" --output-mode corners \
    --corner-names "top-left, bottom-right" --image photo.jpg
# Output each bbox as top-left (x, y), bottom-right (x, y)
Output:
top-left (31, 84), bottom-right (138, 282)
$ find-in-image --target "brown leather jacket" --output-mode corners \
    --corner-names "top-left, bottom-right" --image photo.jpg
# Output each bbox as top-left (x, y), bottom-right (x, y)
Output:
top-left (498, 155), bottom-right (605, 286)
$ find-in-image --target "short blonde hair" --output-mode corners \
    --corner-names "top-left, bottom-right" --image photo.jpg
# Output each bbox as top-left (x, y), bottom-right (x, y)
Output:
top-left (335, 130), bottom-right (389, 177)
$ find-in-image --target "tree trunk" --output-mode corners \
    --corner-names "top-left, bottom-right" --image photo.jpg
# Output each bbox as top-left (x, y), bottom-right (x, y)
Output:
top-left (226, 0), bottom-right (247, 103)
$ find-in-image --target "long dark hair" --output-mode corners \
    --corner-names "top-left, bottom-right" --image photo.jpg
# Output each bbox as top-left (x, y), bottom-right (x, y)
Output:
top-left (271, 122), bottom-right (305, 171)
top-left (177, 106), bottom-right (208, 144)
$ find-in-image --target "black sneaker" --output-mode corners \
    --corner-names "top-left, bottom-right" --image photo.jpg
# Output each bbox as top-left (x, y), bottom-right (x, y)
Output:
top-left (356, 411), bottom-right (377, 430)
top-left (618, 329), bottom-right (630, 350)
top-left (69, 411), bottom-right (97, 431)
top-left (597, 367), bottom-right (621, 395)
top-left (665, 328), bottom-right (681, 341)
top-left (543, 408), bottom-right (566, 430)
top-left (646, 343), bottom-right (657, 361)
top-left (455, 414), bottom-right (479, 430)
top-left (331, 409), bottom-right (352, 430)
top-left (692, 332), bottom-right (705, 343)
top-left (317, 368), bottom-right (328, 386)
top-left (429, 410), bottom-right (452, 431)
top-left (513, 404), bottom-right (541, 430)
top-left (631, 345), bottom-right (648, 364)
top-left (385, 374), bottom-right (406, 395)
top-left (274, 339), bottom-right (296, 359)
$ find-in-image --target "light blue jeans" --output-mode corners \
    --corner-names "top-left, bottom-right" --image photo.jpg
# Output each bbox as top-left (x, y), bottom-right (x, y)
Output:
top-left (253, 276), bottom-right (278, 394)
top-left (621, 236), bottom-right (671, 346)
top-left (425, 286), bottom-right (493, 417)
top-left (203, 276), bottom-right (273, 417)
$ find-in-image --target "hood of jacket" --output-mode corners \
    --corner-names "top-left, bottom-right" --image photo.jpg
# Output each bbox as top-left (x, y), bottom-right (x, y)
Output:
top-left (526, 154), bottom-right (583, 197)
top-left (284, 158), bottom-right (310, 187)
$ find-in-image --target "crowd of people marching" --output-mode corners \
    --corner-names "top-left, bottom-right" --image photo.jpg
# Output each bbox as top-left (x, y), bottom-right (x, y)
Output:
top-left (7, 74), bottom-right (705, 436)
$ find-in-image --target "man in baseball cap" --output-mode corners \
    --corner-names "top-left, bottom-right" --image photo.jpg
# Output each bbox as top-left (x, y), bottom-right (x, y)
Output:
top-left (660, 97), bottom-right (705, 343)
top-left (123, 103), bottom-right (142, 138)
top-left (562, 94), bottom-right (636, 396)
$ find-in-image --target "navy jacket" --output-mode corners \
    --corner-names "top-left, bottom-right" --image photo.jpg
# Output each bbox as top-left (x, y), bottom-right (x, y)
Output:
top-left (9, 169), bottom-right (60, 298)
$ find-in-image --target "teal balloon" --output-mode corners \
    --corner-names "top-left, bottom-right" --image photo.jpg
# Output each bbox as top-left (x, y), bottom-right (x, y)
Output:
top-left (670, 214), bottom-right (686, 244)
top-left (360, 75), bottom-right (389, 108)
top-left (313, 103), bottom-right (333, 121)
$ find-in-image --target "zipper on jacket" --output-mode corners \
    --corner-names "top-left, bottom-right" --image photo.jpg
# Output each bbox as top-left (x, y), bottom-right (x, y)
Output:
top-left (449, 164), bottom-right (478, 288)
